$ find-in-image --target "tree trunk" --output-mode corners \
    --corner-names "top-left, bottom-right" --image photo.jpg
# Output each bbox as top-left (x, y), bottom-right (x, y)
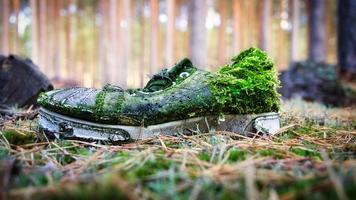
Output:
top-left (290, 0), bottom-right (300, 62)
top-left (240, 1), bottom-right (247, 49)
top-left (245, 0), bottom-right (253, 46)
top-left (218, 0), bottom-right (227, 64)
top-left (68, 0), bottom-right (76, 81)
top-left (53, 0), bottom-right (61, 78)
top-left (39, 0), bottom-right (47, 71)
top-left (337, 0), bottom-right (356, 79)
top-left (1, 0), bottom-right (9, 55)
top-left (232, 0), bottom-right (241, 53)
top-left (325, 0), bottom-right (332, 63)
top-left (139, 2), bottom-right (146, 87)
top-left (58, 0), bottom-right (65, 78)
top-left (99, 0), bottom-right (109, 85)
top-left (118, 0), bottom-right (130, 88)
top-left (13, 0), bottom-right (20, 54)
top-left (259, 0), bottom-right (271, 52)
top-left (47, 0), bottom-right (54, 77)
top-left (150, 0), bottom-right (159, 74)
top-left (166, 0), bottom-right (175, 66)
top-left (108, 0), bottom-right (118, 84)
top-left (308, 0), bottom-right (325, 63)
top-left (63, 0), bottom-right (70, 77)
top-left (188, 0), bottom-right (207, 68)
top-left (30, 0), bottom-right (39, 65)
top-left (276, 0), bottom-right (288, 70)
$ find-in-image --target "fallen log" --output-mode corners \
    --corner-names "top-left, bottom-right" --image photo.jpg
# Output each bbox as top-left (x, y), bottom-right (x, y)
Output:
top-left (0, 55), bottom-right (53, 108)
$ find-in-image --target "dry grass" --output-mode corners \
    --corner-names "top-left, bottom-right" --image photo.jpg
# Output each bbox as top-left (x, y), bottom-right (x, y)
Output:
top-left (0, 99), bottom-right (355, 200)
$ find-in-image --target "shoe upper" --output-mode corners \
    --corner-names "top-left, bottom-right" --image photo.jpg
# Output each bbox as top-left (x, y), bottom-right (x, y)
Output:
top-left (38, 47), bottom-right (280, 126)
top-left (38, 59), bottom-right (216, 126)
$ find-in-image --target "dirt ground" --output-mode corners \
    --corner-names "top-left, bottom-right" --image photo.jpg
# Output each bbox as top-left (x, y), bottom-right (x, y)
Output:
top-left (1, 99), bottom-right (355, 200)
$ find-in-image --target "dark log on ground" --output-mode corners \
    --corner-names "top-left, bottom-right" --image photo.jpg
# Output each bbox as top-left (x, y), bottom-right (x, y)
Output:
top-left (0, 55), bottom-right (53, 108)
top-left (279, 61), bottom-right (356, 107)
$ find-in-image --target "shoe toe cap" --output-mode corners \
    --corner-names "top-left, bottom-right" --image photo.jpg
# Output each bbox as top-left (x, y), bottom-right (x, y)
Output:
top-left (38, 87), bottom-right (100, 115)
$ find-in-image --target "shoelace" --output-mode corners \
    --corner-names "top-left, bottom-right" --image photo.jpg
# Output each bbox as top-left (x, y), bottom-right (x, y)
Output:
top-left (144, 59), bottom-right (194, 92)
top-left (144, 69), bottom-right (174, 92)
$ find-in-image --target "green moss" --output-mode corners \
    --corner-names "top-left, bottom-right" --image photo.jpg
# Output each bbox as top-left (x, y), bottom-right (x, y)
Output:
top-left (124, 155), bottom-right (173, 180)
top-left (37, 92), bottom-right (49, 107)
top-left (258, 149), bottom-right (274, 156)
top-left (289, 147), bottom-right (322, 160)
top-left (208, 47), bottom-right (280, 114)
top-left (228, 147), bottom-right (247, 161)
top-left (95, 90), bottom-right (107, 114)
top-left (199, 150), bottom-right (211, 162)
top-left (2, 129), bottom-right (36, 145)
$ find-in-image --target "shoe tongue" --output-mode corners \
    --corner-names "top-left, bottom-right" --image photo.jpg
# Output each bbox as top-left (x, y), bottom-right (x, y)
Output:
top-left (167, 58), bottom-right (194, 75)
top-left (103, 83), bottom-right (123, 92)
top-left (144, 58), bottom-right (195, 92)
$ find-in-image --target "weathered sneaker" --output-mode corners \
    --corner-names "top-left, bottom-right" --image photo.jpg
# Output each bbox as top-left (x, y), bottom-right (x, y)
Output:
top-left (38, 48), bottom-right (280, 142)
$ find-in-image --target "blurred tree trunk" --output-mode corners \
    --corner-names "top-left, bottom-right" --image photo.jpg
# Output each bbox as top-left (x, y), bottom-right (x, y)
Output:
top-left (188, 0), bottom-right (207, 68)
top-left (30, 0), bottom-right (39, 65)
top-left (246, 0), bottom-right (253, 46)
top-left (166, 0), bottom-right (175, 66)
top-left (64, 0), bottom-right (70, 77)
top-left (119, 0), bottom-right (130, 88)
top-left (109, 0), bottom-right (118, 84)
top-left (276, 0), bottom-right (288, 70)
top-left (290, 0), bottom-right (300, 62)
top-left (150, 0), bottom-right (159, 74)
top-left (325, 0), bottom-right (334, 63)
top-left (1, 0), bottom-right (9, 55)
top-left (337, 0), bottom-right (356, 80)
top-left (58, 0), bottom-right (64, 78)
top-left (174, 0), bottom-right (183, 61)
top-left (139, 2), bottom-right (146, 87)
top-left (13, 0), bottom-right (20, 53)
top-left (259, 0), bottom-right (271, 52)
top-left (39, 0), bottom-right (47, 71)
top-left (232, 0), bottom-right (241, 53)
top-left (99, 0), bottom-right (109, 84)
top-left (47, 0), bottom-right (54, 77)
top-left (68, 0), bottom-right (77, 81)
top-left (308, 0), bottom-right (325, 63)
top-left (53, 0), bottom-right (60, 78)
top-left (240, 1), bottom-right (247, 49)
top-left (218, 0), bottom-right (227, 64)
top-left (241, 0), bottom-right (252, 48)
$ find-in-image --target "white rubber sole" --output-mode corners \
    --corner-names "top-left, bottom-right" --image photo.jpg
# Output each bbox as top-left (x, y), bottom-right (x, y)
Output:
top-left (38, 108), bottom-right (280, 143)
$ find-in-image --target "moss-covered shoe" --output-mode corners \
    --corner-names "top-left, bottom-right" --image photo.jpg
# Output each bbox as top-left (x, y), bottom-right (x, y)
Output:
top-left (38, 48), bottom-right (280, 142)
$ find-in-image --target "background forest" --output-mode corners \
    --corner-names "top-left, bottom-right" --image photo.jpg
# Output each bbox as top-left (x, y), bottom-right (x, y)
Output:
top-left (0, 0), bottom-right (344, 88)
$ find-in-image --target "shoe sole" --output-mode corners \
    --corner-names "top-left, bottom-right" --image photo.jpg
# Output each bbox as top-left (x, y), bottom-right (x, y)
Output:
top-left (38, 108), bottom-right (280, 143)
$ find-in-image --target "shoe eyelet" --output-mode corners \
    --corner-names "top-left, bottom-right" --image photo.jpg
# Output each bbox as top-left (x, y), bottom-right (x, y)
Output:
top-left (179, 72), bottom-right (189, 78)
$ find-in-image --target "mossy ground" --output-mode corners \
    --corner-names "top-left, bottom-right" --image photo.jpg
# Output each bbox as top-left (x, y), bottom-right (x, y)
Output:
top-left (1, 99), bottom-right (355, 200)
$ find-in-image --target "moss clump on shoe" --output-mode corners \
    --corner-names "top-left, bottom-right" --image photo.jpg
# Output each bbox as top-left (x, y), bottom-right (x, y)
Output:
top-left (208, 47), bottom-right (280, 114)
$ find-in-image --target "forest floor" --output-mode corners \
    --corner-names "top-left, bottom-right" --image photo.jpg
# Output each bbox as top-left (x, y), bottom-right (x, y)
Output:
top-left (1, 99), bottom-right (355, 200)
